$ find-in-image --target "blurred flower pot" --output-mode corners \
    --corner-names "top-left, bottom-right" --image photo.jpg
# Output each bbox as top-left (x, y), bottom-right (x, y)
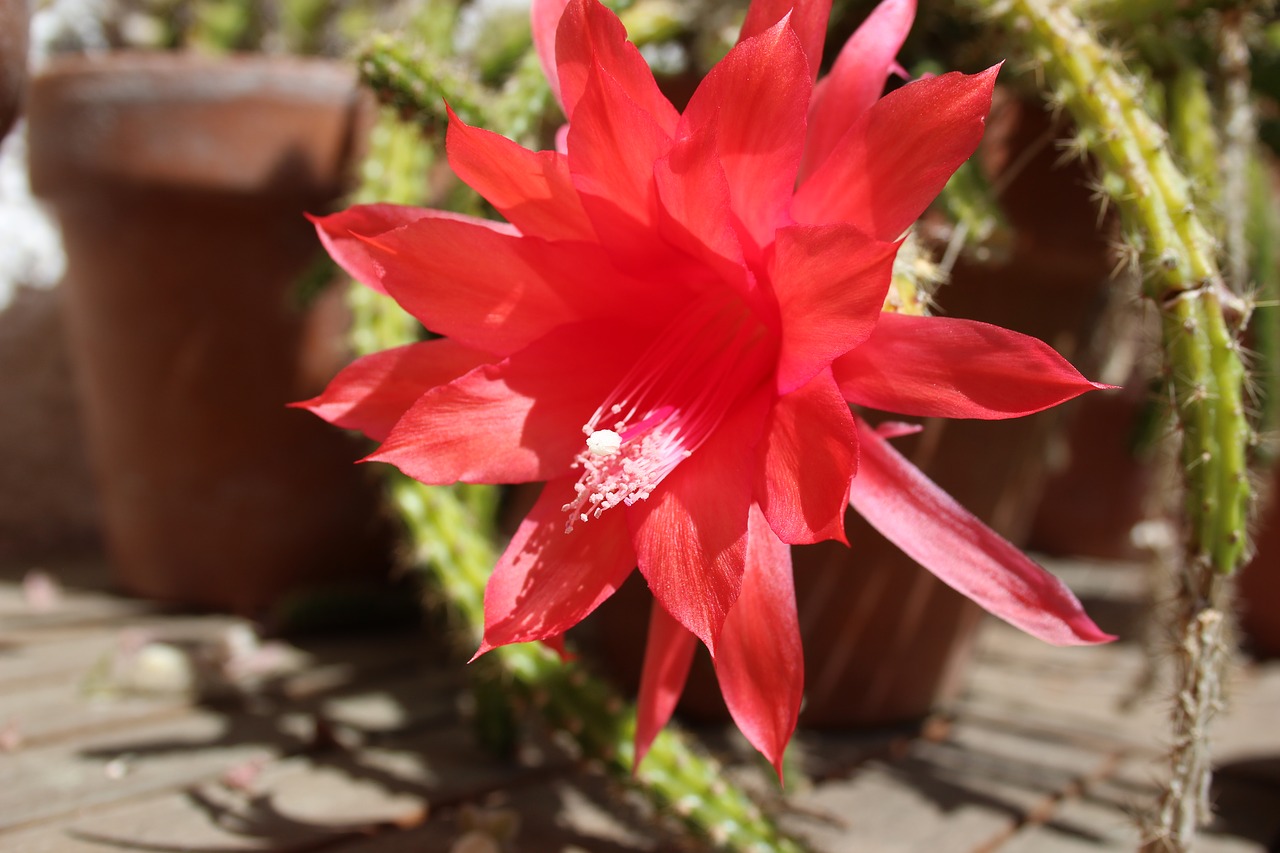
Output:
top-left (584, 91), bottom-right (1116, 727)
top-left (27, 52), bottom-right (395, 614)
top-left (1238, 463), bottom-right (1280, 658)
top-left (1028, 380), bottom-right (1156, 562)
top-left (0, 0), bottom-right (25, 139)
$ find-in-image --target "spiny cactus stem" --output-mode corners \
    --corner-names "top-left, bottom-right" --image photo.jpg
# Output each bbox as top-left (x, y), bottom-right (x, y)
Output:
top-left (1071, 0), bottom-right (1226, 29)
top-left (932, 158), bottom-right (1012, 266)
top-left (490, 46), bottom-right (558, 149)
top-left (1166, 66), bottom-right (1221, 236)
top-left (358, 33), bottom-right (492, 130)
top-left (981, 2), bottom-right (1254, 850)
top-left (1006, 0), bottom-right (1220, 299)
top-left (1162, 287), bottom-right (1250, 574)
top-left (885, 230), bottom-right (943, 316)
top-left (1142, 571), bottom-right (1231, 853)
top-left (990, 0), bottom-right (1252, 571)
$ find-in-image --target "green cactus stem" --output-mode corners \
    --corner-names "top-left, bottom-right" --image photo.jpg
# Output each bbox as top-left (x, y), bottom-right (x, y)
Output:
top-left (277, 0), bottom-right (331, 55)
top-left (932, 158), bottom-right (1013, 265)
top-left (885, 230), bottom-right (944, 316)
top-left (342, 105), bottom-right (810, 853)
top-left (986, 0), bottom-right (1251, 575)
top-left (188, 0), bottom-right (260, 51)
top-left (617, 0), bottom-right (693, 47)
top-left (1070, 0), bottom-right (1225, 29)
top-left (979, 2), bottom-right (1254, 850)
top-left (1166, 65), bottom-right (1222, 235)
top-left (359, 34), bottom-right (492, 131)
top-left (489, 47), bottom-right (558, 149)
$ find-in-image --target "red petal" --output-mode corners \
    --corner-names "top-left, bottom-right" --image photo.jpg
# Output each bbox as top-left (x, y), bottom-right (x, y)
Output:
top-left (653, 128), bottom-right (752, 296)
top-left (633, 602), bottom-right (698, 768)
top-left (714, 504), bottom-right (803, 778)
top-left (364, 215), bottom-right (600, 355)
top-left (833, 313), bottom-right (1111, 419)
top-left (541, 634), bottom-right (574, 660)
top-left (566, 59), bottom-right (671, 249)
top-left (445, 108), bottom-right (595, 242)
top-left (801, 0), bottom-right (916, 181)
top-left (476, 477), bottom-right (636, 655)
top-left (293, 338), bottom-right (493, 442)
top-left (793, 66), bottom-right (999, 240)
top-left (370, 322), bottom-right (632, 484)
top-left (848, 420), bottom-right (1115, 646)
top-left (311, 205), bottom-right (499, 294)
top-left (739, 0), bottom-right (831, 81)
top-left (627, 391), bottom-right (770, 654)
top-left (769, 223), bottom-right (899, 393)
top-left (532, 0), bottom-right (571, 107)
top-left (875, 421), bottom-right (923, 440)
top-left (679, 17), bottom-right (811, 254)
top-left (757, 369), bottom-right (857, 545)
top-left (555, 0), bottom-right (678, 133)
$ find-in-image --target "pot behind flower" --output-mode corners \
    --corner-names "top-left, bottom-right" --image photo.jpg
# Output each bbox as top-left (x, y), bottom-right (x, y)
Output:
top-left (28, 53), bottom-right (396, 615)
top-left (1237, 462), bottom-right (1280, 658)
top-left (0, 0), bottom-right (26, 140)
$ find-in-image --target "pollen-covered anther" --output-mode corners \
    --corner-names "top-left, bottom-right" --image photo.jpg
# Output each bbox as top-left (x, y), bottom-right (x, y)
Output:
top-left (561, 427), bottom-right (677, 533)
top-left (559, 296), bottom-right (770, 533)
top-left (586, 429), bottom-right (621, 458)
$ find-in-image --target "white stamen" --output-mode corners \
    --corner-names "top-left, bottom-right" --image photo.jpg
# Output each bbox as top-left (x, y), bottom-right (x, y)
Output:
top-left (559, 296), bottom-right (769, 533)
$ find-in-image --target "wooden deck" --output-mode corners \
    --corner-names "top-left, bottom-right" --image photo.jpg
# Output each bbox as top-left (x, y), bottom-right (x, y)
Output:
top-left (2, 557), bottom-right (1278, 852)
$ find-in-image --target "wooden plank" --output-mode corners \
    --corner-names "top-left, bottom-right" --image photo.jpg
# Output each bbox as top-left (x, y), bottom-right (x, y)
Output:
top-left (0, 653), bottom-right (462, 754)
top-left (0, 709), bottom-right (286, 832)
top-left (3, 753), bottom-right (433, 853)
top-left (322, 777), bottom-right (662, 853)
top-left (0, 614), bottom-right (255, 688)
top-left (960, 625), bottom-right (1168, 751)
top-left (1210, 664), bottom-right (1280, 763)
top-left (994, 791), bottom-right (1149, 853)
top-left (0, 723), bottom-right (572, 852)
top-left (0, 676), bottom-right (189, 748)
top-left (0, 584), bottom-right (153, 634)
top-left (780, 682), bottom-right (1125, 852)
top-left (780, 758), bottom-right (1022, 853)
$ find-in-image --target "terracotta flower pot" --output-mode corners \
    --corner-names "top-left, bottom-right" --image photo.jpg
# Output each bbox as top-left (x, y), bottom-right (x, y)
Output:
top-left (1027, 380), bottom-right (1156, 562)
top-left (27, 53), bottom-right (394, 614)
top-left (0, 0), bottom-right (26, 139)
top-left (1238, 463), bottom-right (1280, 658)
top-left (584, 91), bottom-right (1116, 728)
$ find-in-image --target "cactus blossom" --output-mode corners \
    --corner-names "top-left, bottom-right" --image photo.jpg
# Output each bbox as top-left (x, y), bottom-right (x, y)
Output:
top-left (300, 0), bottom-right (1113, 776)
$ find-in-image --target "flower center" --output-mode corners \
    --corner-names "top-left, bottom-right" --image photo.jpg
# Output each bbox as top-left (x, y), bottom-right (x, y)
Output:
top-left (562, 297), bottom-right (770, 531)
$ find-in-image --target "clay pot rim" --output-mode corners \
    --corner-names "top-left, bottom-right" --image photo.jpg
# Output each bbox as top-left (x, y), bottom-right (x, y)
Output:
top-left (28, 51), bottom-right (367, 199)
top-left (31, 51), bottom-right (357, 105)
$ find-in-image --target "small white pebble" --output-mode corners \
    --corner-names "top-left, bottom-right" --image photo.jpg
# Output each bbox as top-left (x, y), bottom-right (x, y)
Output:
top-left (104, 755), bottom-right (132, 780)
top-left (128, 643), bottom-right (196, 695)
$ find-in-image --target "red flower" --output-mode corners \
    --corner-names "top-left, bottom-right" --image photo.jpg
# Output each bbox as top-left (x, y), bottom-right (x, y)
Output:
top-left (301, 0), bottom-right (1113, 775)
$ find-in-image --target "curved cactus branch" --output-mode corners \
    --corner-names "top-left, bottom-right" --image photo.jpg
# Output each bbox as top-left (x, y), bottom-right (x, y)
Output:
top-left (975, 1), bottom-right (1254, 850)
